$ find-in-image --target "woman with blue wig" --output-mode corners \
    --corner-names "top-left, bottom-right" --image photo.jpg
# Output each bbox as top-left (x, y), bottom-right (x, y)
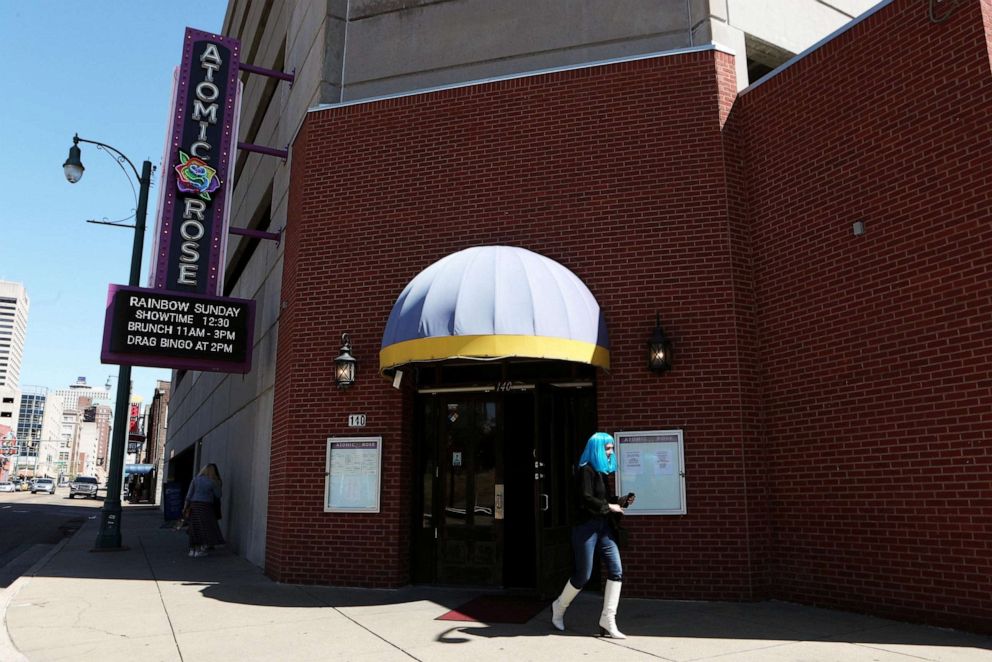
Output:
top-left (551, 432), bottom-right (634, 638)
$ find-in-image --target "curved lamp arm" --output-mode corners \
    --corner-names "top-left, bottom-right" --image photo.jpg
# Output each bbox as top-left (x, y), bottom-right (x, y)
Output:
top-left (72, 133), bottom-right (142, 184)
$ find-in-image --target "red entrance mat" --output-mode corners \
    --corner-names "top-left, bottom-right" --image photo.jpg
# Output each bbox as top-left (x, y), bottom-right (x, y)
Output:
top-left (436, 595), bottom-right (551, 624)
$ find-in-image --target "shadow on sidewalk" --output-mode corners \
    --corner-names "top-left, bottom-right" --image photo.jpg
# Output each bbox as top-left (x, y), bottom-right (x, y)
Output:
top-left (27, 506), bottom-right (992, 652)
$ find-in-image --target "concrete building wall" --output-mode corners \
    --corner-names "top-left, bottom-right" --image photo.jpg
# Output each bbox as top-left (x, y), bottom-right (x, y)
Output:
top-left (0, 387), bottom-right (19, 436)
top-left (41, 391), bottom-right (63, 444)
top-left (334, 0), bottom-right (874, 99)
top-left (0, 280), bottom-right (29, 391)
top-left (0, 281), bottom-right (28, 435)
top-left (77, 424), bottom-right (100, 477)
top-left (55, 379), bottom-right (111, 413)
top-left (165, 0), bottom-right (318, 568)
top-left (60, 409), bottom-right (79, 473)
top-left (145, 381), bottom-right (171, 505)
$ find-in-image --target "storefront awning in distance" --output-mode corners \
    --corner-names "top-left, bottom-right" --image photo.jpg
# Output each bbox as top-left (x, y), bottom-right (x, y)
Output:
top-left (380, 245), bottom-right (609, 373)
top-left (124, 464), bottom-right (156, 476)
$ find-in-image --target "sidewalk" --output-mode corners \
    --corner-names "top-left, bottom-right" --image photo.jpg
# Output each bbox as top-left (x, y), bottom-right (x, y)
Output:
top-left (2, 507), bottom-right (990, 662)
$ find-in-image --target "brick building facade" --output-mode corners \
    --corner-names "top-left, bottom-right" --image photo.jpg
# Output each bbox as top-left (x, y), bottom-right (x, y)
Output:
top-left (102, 0), bottom-right (960, 631)
top-left (255, 0), bottom-right (989, 633)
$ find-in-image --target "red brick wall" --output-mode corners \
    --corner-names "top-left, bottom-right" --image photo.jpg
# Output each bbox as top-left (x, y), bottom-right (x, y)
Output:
top-left (737, 0), bottom-right (992, 631)
top-left (270, 116), bottom-right (411, 586)
top-left (271, 49), bottom-right (760, 597)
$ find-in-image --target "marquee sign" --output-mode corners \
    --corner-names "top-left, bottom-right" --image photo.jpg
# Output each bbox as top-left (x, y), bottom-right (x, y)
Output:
top-left (149, 27), bottom-right (241, 296)
top-left (101, 285), bottom-right (255, 373)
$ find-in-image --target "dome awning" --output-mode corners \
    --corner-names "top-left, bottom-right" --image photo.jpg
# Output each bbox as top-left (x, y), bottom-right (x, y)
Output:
top-left (380, 246), bottom-right (609, 373)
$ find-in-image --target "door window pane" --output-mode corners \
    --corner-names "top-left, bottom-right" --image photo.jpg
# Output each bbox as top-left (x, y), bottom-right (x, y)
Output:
top-left (444, 403), bottom-right (468, 526)
top-left (473, 401), bottom-right (497, 527)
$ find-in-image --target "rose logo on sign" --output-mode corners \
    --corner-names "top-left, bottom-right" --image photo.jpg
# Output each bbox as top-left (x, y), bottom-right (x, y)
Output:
top-left (175, 151), bottom-right (221, 201)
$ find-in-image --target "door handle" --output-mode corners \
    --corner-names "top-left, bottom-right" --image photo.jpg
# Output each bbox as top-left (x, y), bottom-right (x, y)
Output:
top-left (540, 494), bottom-right (549, 511)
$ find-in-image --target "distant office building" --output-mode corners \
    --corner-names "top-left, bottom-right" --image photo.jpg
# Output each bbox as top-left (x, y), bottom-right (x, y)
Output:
top-left (76, 422), bottom-right (100, 478)
top-left (96, 404), bottom-right (112, 469)
top-left (144, 381), bottom-right (171, 466)
top-left (0, 388), bottom-right (18, 434)
top-left (16, 387), bottom-right (63, 476)
top-left (35, 437), bottom-right (65, 479)
top-left (142, 381), bottom-right (170, 504)
top-left (0, 424), bottom-right (14, 481)
top-left (55, 377), bottom-right (112, 478)
top-left (0, 281), bottom-right (28, 434)
top-left (60, 408), bottom-right (80, 474)
top-left (55, 377), bottom-right (110, 414)
top-left (73, 396), bottom-right (112, 478)
top-left (0, 281), bottom-right (28, 389)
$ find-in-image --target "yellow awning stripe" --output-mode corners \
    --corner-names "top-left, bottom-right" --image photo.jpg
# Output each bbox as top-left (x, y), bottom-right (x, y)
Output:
top-left (379, 334), bottom-right (610, 373)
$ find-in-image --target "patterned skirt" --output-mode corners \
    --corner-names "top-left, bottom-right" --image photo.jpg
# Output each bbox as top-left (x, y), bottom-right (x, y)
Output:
top-left (188, 501), bottom-right (225, 547)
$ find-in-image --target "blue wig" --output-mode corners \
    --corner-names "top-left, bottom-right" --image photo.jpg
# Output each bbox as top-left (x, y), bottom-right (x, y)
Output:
top-left (578, 432), bottom-right (616, 474)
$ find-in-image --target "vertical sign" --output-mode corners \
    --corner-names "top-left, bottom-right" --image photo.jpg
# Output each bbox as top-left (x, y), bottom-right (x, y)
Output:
top-left (128, 403), bottom-right (141, 434)
top-left (149, 27), bottom-right (241, 295)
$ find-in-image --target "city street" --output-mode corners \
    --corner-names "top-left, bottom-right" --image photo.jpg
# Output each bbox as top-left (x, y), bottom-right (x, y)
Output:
top-left (0, 489), bottom-right (100, 588)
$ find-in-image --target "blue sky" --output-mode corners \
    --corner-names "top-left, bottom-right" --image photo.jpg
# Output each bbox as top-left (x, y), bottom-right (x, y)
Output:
top-left (0, 2), bottom-right (228, 403)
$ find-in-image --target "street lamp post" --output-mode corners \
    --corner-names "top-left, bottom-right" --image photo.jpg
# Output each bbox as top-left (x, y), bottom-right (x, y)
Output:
top-left (64, 134), bottom-right (152, 549)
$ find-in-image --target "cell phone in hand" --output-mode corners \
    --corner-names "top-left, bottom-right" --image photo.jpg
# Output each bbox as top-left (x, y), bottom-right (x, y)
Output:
top-left (621, 492), bottom-right (636, 508)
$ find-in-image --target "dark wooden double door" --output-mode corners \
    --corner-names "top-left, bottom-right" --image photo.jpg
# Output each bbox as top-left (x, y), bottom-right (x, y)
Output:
top-left (412, 386), bottom-right (594, 596)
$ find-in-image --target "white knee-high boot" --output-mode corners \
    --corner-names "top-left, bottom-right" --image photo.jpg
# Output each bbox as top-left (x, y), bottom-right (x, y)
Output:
top-left (598, 579), bottom-right (626, 638)
top-left (551, 580), bottom-right (581, 631)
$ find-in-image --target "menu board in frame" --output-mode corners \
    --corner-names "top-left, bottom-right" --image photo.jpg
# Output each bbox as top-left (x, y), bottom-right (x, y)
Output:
top-left (614, 430), bottom-right (686, 515)
top-left (324, 436), bottom-right (382, 513)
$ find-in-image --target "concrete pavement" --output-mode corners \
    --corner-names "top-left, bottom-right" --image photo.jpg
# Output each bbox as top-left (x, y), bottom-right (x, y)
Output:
top-left (2, 506), bottom-right (991, 661)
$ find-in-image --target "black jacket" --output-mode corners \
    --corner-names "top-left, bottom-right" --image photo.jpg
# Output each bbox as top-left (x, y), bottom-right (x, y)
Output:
top-left (574, 464), bottom-right (618, 525)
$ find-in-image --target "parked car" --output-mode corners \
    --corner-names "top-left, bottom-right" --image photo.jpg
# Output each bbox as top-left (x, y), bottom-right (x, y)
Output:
top-left (0, 481), bottom-right (15, 493)
top-left (69, 476), bottom-right (100, 499)
top-left (31, 478), bottom-right (56, 495)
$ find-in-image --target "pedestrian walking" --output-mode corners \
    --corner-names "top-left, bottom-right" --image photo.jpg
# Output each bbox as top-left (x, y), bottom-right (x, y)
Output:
top-left (184, 463), bottom-right (224, 557)
top-left (551, 432), bottom-right (635, 638)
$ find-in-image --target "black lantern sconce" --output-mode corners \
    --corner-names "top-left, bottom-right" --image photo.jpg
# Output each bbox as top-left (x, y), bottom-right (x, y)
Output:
top-left (648, 314), bottom-right (673, 373)
top-left (335, 333), bottom-right (357, 388)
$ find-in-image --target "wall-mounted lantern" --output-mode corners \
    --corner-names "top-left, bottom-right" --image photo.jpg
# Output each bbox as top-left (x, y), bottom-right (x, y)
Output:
top-left (648, 314), bottom-right (673, 373)
top-left (335, 333), bottom-right (357, 388)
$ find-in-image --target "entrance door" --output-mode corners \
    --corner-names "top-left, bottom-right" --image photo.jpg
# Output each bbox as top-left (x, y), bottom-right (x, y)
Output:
top-left (533, 385), bottom-right (596, 597)
top-left (422, 396), bottom-right (504, 586)
top-left (411, 383), bottom-right (595, 592)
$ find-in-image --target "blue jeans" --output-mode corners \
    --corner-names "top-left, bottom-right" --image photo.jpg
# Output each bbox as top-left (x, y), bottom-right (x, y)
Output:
top-left (570, 516), bottom-right (622, 586)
